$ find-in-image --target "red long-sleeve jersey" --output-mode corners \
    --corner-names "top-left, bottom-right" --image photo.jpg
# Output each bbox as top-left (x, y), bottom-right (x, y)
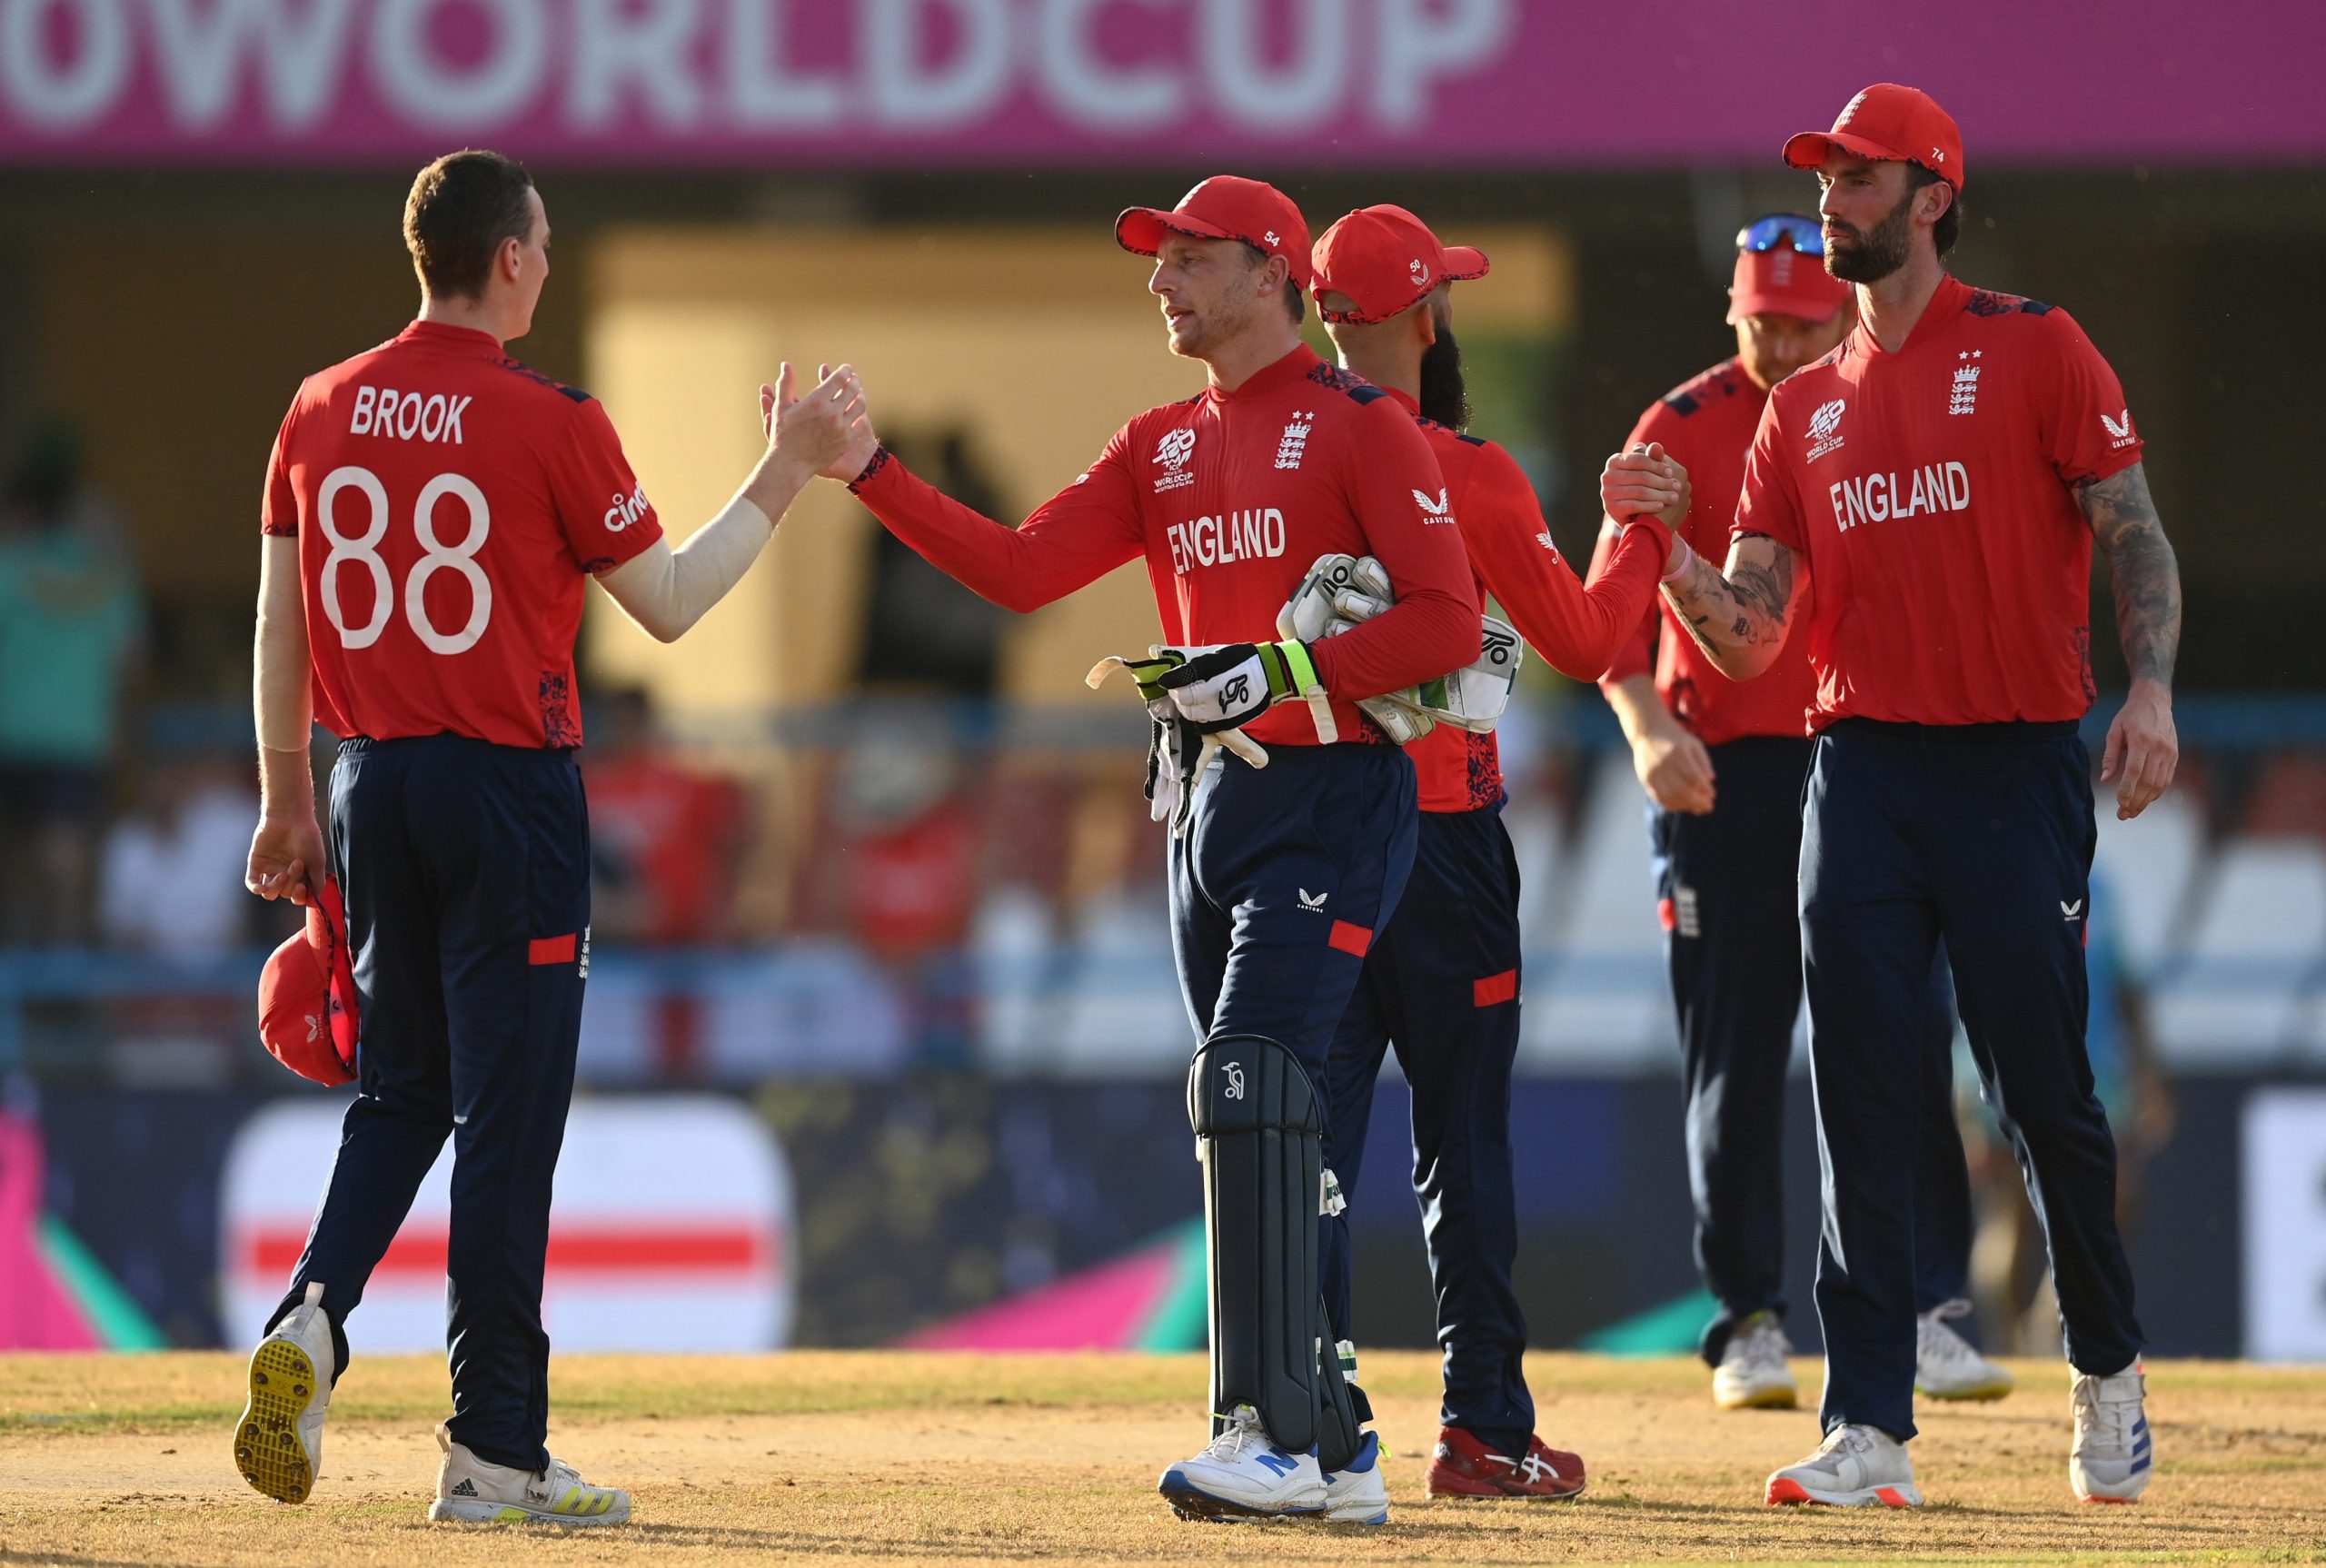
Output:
top-left (1589, 356), bottom-right (1820, 746)
top-left (849, 344), bottom-right (1479, 748)
top-left (1384, 390), bottom-right (1665, 812)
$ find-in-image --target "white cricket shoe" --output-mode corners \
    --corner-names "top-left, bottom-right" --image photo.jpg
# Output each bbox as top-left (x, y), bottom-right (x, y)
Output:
top-left (1916, 1299), bottom-right (2015, 1401)
top-left (1322, 1431), bottom-right (1389, 1524)
top-left (1714, 1311), bottom-right (1799, 1410)
top-left (1157, 1404), bottom-right (1327, 1522)
top-left (1765, 1423), bottom-right (1922, 1507)
top-left (2070, 1361), bottom-right (2152, 1503)
top-left (427, 1423), bottom-right (632, 1525)
top-left (234, 1282), bottom-right (333, 1503)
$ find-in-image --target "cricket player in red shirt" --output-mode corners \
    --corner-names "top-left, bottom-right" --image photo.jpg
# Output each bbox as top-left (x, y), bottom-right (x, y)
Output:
top-left (239, 150), bottom-right (868, 1523)
top-left (1304, 203), bottom-right (1672, 1503)
top-left (829, 176), bottom-right (1610, 1524)
top-left (1608, 84), bottom-right (2182, 1508)
top-left (1590, 216), bottom-right (2010, 1414)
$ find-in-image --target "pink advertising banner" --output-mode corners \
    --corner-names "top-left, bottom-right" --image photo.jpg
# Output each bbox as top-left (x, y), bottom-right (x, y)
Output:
top-left (0, 0), bottom-right (2319, 171)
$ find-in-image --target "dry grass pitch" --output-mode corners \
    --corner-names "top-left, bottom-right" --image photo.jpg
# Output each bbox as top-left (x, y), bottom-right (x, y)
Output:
top-left (3, 1351), bottom-right (2322, 1564)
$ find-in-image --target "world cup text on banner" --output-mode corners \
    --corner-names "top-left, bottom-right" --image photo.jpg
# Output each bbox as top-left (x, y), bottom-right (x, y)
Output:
top-left (0, 1), bottom-right (2316, 167)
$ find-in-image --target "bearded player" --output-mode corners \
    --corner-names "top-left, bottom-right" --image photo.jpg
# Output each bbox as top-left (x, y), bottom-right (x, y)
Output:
top-left (1608, 84), bottom-right (2179, 1507)
top-left (1303, 203), bottom-right (1674, 1503)
top-left (1589, 214), bottom-right (2011, 1413)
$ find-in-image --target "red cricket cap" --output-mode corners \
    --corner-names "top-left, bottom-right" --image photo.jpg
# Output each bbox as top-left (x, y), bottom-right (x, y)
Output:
top-left (1783, 83), bottom-right (1966, 192)
top-left (1116, 175), bottom-right (1313, 289)
top-left (1727, 243), bottom-right (1850, 324)
top-left (257, 876), bottom-right (359, 1087)
top-left (1310, 204), bottom-right (1489, 325)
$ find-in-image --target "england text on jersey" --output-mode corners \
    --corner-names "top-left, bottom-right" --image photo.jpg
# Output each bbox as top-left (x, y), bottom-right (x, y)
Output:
top-left (850, 345), bottom-right (1478, 749)
top-left (1733, 277), bottom-right (2142, 729)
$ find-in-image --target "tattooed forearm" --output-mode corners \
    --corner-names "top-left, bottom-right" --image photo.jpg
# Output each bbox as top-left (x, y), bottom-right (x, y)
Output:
top-left (2079, 462), bottom-right (2181, 686)
top-left (1660, 533), bottom-right (1801, 677)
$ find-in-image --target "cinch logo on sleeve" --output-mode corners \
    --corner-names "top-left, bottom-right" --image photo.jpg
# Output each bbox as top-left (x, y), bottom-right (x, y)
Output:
top-left (602, 481), bottom-right (650, 532)
top-left (352, 386), bottom-right (470, 445)
top-left (1805, 398), bottom-right (1847, 462)
top-left (1166, 508), bottom-right (1287, 574)
top-left (1829, 461), bottom-right (1972, 531)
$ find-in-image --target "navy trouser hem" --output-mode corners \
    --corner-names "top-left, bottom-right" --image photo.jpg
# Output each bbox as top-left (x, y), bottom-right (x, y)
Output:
top-left (283, 735), bottom-right (591, 1475)
top-left (1802, 719), bottom-right (2143, 1444)
top-left (1318, 805), bottom-right (1534, 1443)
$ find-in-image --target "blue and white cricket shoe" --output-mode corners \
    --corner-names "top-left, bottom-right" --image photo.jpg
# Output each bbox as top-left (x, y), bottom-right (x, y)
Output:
top-left (1322, 1431), bottom-right (1390, 1524)
top-left (1158, 1404), bottom-right (1327, 1522)
top-left (2071, 1362), bottom-right (2152, 1503)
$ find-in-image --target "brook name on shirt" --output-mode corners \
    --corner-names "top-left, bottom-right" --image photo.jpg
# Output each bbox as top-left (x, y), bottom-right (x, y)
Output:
top-left (1828, 461), bottom-right (1971, 532)
top-left (350, 384), bottom-right (470, 445)
top-left (1167, 507), bottom-right (1287, 575)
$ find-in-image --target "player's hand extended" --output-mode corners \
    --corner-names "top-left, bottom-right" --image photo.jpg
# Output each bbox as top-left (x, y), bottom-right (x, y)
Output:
top-left (2101, 677), bottom-right (2177, 820)
top-left (1601, 442), bottom-right (1692, 551)
top-left (1631, 722), bottom-right (1717, 815)
top-left (246, 811), bottom-right (326, 907)
top-left (759, 362), bottom-right (874, 482)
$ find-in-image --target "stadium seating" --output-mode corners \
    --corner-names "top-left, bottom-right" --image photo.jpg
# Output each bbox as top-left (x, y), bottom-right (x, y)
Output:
top-left (2148, 837), bottom-right (2326, 1064)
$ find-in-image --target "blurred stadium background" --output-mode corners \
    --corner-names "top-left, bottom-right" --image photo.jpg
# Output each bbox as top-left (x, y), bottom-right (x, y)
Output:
top-left (0, 0), bottom-right (2320, 1371)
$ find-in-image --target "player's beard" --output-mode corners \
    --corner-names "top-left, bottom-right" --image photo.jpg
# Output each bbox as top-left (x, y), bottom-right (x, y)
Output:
top-left (1826, 187), bottom-right (1916, 283)
top-left (1418, 323), bottom-right (1470, 431)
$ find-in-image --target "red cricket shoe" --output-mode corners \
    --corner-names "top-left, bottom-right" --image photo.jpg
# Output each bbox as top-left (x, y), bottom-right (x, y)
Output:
top-left (1424, 1426), bottom-right (1586, 1500)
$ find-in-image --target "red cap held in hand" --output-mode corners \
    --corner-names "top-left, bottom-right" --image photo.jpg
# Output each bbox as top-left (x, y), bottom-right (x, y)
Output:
top-left (1310, 204), bottom-right (1489, 325)
top-left (1117, 175), bottom-right (1313, 289)
top-left (1783, 83), bottom-right (1965, 192)
top-left (258, 876), bottom-right (359, 1087)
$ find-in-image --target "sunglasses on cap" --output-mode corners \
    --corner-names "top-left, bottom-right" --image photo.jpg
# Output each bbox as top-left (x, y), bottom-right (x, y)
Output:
top-left (1735, 214), bottom-right (1824, 256)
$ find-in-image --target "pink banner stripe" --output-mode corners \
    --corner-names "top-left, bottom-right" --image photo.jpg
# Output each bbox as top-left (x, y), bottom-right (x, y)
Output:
top-left (1, 1), bottom-right (2317, 169)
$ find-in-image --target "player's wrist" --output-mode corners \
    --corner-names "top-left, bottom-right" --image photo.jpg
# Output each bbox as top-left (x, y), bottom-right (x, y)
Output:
top-left (1259, 639), bottom-right (1318, 703)
top-left (746, 448), bottom-right (813, 505)
top-left (844, 445), bottom-right (893, 492)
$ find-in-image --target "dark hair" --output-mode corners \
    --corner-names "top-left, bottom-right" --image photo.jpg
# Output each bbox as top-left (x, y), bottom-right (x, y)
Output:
top-left (1241, 243), bottom-right (1307, 323)
top-left (1905, 162), bottom-right (1961, 257)
top-left (403, 149), bottom-right (537, 300)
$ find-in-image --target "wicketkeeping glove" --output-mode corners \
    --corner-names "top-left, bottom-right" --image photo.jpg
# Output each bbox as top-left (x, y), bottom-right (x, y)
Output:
top-left (1276, 555), bottom-right (1436, 744)
top-left (1278, 554), bottom-right (1524, 740)
top-left (1088, 648), bottom-right (1272, 834)
top-left (1154, 640), bottom-right (1325, 735)
top-left (1379, 617), bottom-right (1522, 733)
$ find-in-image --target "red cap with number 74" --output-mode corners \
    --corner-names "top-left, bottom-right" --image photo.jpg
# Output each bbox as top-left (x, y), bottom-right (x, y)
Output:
top-left (1783, 84), bottom-right (1965, 193)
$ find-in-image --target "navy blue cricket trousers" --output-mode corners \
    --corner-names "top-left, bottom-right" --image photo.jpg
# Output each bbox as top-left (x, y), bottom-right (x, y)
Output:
top-left (1651, 735), bottom-right (1974, 1365)
top-left (1171, 743), bottom-right (1417, 1078)
top-left (1318, 805), bottom-right (1532, 1453)
top-left (1801, 719), bottom-right (2142, 1441)
top-left (272, 735), bottom-right (591, 1474)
